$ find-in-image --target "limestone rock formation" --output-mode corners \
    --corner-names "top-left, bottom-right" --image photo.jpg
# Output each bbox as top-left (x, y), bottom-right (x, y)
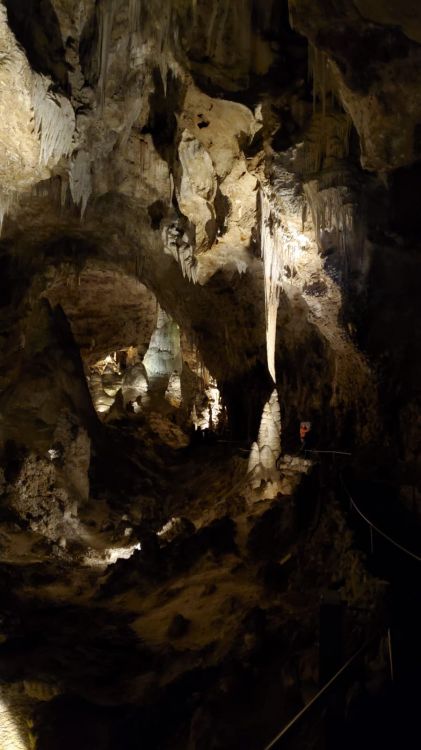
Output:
top-left (143, 307), bottom-right (182, 389)
top-left (0, 1), bottom-right (420, 748)
top-left (248, 389), bottom-right (282, 489)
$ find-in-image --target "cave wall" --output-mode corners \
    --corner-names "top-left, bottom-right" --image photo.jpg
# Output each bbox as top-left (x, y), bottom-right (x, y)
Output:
top-left (0, 0), bottom-right (419, 471)
top-left (0, 2), bottom-right (420, 748)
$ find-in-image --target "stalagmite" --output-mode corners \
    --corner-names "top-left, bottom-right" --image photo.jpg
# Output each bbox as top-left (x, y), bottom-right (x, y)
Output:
top-left (248, 389), bottom-right (281, 488)
top-left (257, 393), bottom-right (281, 460)
top-left (122, 363), bottom-right (149, 408)
top-left (143, 307), bottom-right (182, 387)
top-left (88, 372), bottom-right (115, 414)
top-left (268, 389), bottom-right (281, 434)
top-left (248, 441), bottom-right (260, 481)
top-left (32, 75), bottom-right (75, 166)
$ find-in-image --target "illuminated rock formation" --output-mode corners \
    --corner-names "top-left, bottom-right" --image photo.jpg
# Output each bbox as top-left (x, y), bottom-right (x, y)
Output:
top-left (143, 307), bottom-right (182, 389)
top-left (0, 2), bottom-right (419, 747)
top-left (248, 389), bottom-right (281, 488)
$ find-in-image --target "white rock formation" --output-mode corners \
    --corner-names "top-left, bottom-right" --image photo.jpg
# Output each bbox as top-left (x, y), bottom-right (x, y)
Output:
top-left (260, 189), bottom-right (294, 382)
top-left (70, 150), bottom-right (92, 218)
top-left (0, 685), bottom-right (32, 750)
top-left (248, 389), bottom-right (281, 489)
top-left (143, 307), bottom-right (182, 388)
top-left (163, 218), bottom-right (198, 283)
top-left (32, 74), bottom-right (75, 167)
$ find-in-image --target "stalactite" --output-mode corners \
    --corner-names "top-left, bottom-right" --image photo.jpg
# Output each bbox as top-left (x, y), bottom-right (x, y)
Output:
top-left (163, 220), bottom-right (198, 284)
top-left (130, 0), bottom-right (174, 91)
top-left (178, 243), bottom-right (198, 283)
top-left (32, 75), bottom-right (75, 166)
top-left (129, 0), bottom-right (141, 32)
top-left (69, 150), bottom-right (92, 218)
top-left (303, 43), bottom-right (353, 177)
top-left (260, 188), bottom-right (295, 381)
top-left (97, 0), bottom-right (115, 110)
top-left (302, 112), bottom-right (352, 175)
top-left (304, 182), bottom-right (356, 284)
top-left (308, 44), bottom-right (333, 116)
top-left (158, 0), bottom-right (172, 94)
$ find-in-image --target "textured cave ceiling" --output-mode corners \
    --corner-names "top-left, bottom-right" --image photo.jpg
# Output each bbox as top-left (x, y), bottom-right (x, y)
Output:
top-left (0, 1), bottom-right (420, 748)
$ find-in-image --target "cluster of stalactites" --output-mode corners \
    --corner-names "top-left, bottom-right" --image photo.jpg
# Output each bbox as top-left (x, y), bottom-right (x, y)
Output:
top-left (305, 183), bottom-right (356, 274)
top-left (163, 218), bottom-right (198, 283)
top-left (97, 0), bottom-right (115, 110)
top-left (300, 42), bottom-right (352, 176)
top-left (98, 0), bottom-right (175, 106)
top-left (129, 0), bottom-right (142, 31)
top-left (302, 111), bottom-right (352, 175)
top-left (308, 43), bottom-right (336, 116)
top-left (248, 389), bottom-right (281, 488)
top-left (260, 188), bottom-right (294, 382)
top-left (32, 74), bottom-right (75, 166)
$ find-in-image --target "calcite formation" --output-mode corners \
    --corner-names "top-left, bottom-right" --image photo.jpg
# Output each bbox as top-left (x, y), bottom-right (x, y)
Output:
top-left (0, 1), bottom-right (419, 748)
top-left (248, 389), bottom-right (282, 488)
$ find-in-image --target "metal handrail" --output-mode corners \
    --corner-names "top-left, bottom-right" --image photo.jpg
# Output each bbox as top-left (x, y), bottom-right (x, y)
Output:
top-left (305, 450), bottom-right (352, 456)
top-left (263, 456), bottom-right (418, 749)
top-left (341, 477), bottom-right (421, 563)
top-left (263, 632), bottom-right (382, 750)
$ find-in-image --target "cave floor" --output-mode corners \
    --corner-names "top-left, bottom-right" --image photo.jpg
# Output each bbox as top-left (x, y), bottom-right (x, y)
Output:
top-left (0, 431), bottom-right (386, 749)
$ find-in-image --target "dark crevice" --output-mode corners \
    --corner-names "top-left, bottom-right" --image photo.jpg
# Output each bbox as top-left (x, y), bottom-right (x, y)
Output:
top-left (4, 0), bottom-right (69, 91)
